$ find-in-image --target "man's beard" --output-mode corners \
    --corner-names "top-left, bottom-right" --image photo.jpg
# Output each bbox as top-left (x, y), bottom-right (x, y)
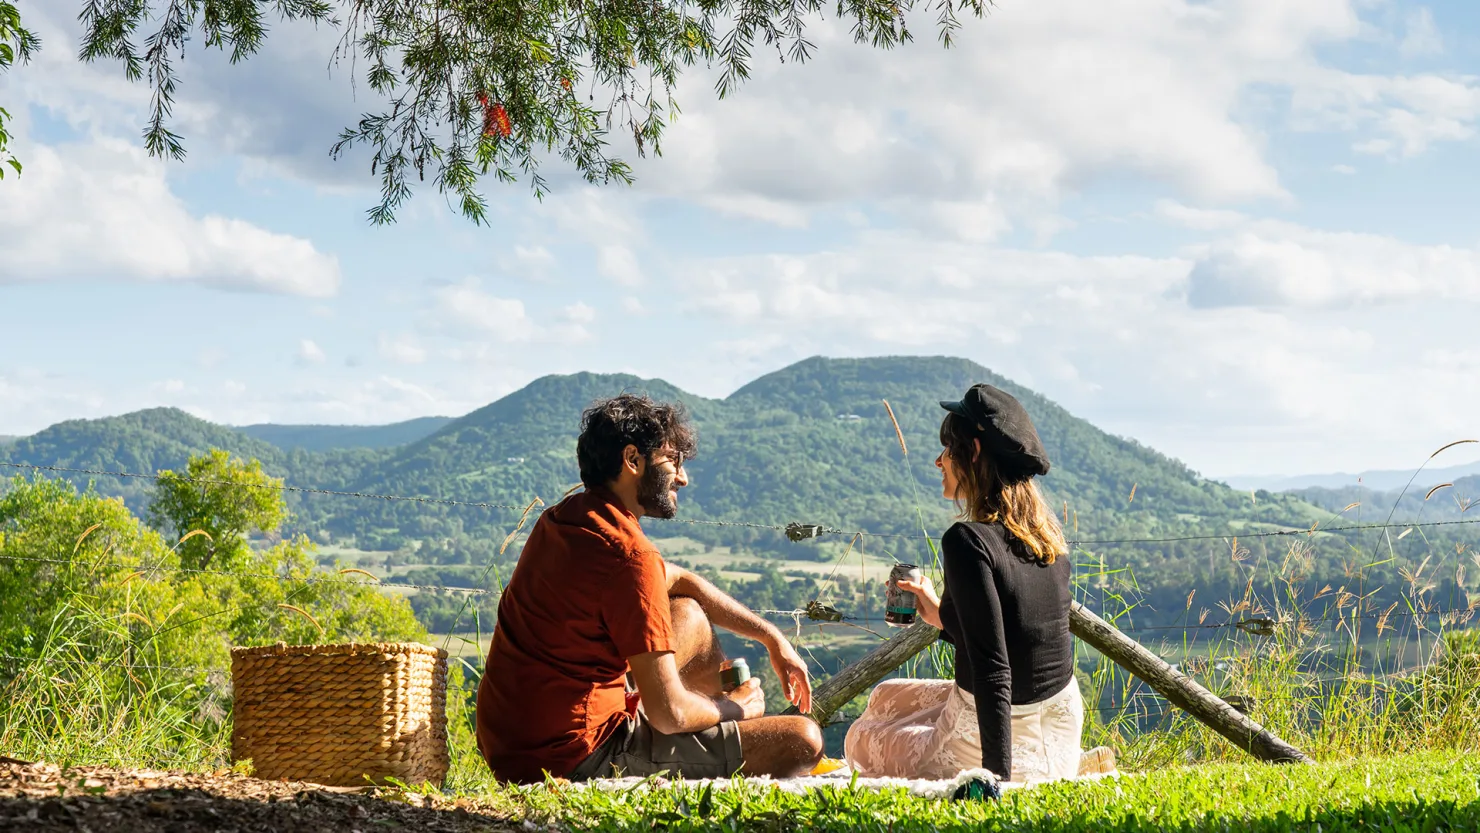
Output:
top-left (637, 464), bottom-right (678, 519)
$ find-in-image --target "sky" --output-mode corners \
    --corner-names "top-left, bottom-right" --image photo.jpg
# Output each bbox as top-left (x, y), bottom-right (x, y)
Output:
top-left (2, 0), bottom-right (1479, 481)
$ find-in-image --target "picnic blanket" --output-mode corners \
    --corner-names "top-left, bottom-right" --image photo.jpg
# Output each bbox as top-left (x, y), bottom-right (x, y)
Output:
top-left (569, 767), bottom-right (1120, 800)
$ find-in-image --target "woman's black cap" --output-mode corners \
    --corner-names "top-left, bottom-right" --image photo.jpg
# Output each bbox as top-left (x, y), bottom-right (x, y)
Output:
top-left (939, 384), bottom-right (1051, 480)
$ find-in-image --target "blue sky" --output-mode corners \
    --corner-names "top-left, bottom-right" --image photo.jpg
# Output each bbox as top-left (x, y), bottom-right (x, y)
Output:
top-left (3, 0), bottom-right (1480, 480)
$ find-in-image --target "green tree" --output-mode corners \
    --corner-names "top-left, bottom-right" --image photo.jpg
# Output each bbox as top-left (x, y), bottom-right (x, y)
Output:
top-left (64, 0), bottom-right (989, 224)
top-left (0, 475), bottom-right (180, 659)
top-left (149, 449), bottom-right (286, 571)
top-left (0, 1), bottom-right (38, 179)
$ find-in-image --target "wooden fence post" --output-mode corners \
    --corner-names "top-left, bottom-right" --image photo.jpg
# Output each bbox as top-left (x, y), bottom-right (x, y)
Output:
top-left (787, 602), bottom-right (1313, 765)
top-left (1067, 601), bottom-right (1312, 764)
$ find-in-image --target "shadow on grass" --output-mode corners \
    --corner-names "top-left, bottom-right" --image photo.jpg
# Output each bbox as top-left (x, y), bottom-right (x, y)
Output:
top-left (0, 787), bottom-right (516, 833)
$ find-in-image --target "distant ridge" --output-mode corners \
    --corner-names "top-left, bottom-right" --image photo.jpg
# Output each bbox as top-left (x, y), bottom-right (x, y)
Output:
top-left (1222, 459), bottom-right (1480, 494)
top-left (237, 417), bottom-right (456, 453)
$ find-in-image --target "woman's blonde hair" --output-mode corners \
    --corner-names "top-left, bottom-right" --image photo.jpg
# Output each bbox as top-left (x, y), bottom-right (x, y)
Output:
top-left (939, 413), bottom-right (1067, 563)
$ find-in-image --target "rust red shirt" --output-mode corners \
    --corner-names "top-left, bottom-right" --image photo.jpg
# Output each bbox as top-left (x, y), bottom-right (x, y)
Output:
top-left (475, 487), bottom-right (673, 784)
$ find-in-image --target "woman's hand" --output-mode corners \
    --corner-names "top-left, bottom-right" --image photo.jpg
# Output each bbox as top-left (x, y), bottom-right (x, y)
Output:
top-left (895, 575), bottom-right (943, 629)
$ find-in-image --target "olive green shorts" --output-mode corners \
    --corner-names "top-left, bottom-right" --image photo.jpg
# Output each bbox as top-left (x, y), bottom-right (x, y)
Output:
top-left (567, 713), bottom-right (744, 781)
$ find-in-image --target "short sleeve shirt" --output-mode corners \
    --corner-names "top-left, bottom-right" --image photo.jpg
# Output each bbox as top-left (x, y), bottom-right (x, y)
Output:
top-left (475, 487), bottom-right (674, 784)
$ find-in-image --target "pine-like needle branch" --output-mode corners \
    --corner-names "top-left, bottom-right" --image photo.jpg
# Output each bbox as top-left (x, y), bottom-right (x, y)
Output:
top-left (71, 0), bottom-right (991, 224)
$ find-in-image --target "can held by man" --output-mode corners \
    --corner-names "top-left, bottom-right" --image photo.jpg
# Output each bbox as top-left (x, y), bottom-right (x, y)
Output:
top-left (885, 564), bottom-right (924, 627)
top-left (718, 657), bottom-right (750, 692)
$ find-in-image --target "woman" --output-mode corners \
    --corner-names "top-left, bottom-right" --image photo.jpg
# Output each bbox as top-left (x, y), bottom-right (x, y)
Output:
top-left (844, 383), bottom-right (1102, 784)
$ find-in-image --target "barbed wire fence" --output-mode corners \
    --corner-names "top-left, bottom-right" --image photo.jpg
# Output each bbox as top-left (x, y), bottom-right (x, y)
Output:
top-left (2, 459), bottom-right (1478, 727)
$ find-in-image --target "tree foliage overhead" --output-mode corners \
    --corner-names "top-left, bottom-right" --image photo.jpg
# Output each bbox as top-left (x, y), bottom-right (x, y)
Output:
top-left (0, 1), bottom-right (39, 178)
top-left (72, 0), bottom-right (990, 223)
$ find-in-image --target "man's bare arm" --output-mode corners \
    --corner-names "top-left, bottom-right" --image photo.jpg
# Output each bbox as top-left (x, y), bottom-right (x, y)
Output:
top-left (627, 650), bottom-right (763, 734)
top-left (664, 562), bottom-right (784, 646)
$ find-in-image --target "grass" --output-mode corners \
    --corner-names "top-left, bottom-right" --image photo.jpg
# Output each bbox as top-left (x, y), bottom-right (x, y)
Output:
top-left (420, 752), bottom-right (1480, 832)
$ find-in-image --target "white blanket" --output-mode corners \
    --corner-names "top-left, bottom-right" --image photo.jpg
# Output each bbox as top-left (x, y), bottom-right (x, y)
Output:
top-left (568, 767), bottom-right (1117, 799)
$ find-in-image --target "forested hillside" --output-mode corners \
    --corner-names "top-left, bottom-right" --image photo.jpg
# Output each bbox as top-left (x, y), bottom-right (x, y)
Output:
top-left (4, 356), bottom-right (1473, 626)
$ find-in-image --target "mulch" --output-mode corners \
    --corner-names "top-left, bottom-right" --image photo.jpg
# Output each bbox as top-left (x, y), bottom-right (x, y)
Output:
top-left (0, 758), bottom-right (523, 832)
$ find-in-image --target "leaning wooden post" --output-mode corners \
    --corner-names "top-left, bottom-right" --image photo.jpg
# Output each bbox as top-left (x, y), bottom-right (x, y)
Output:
top-left (788, 603), bottom-right (1313, 765)
top-left (1067, 602), bottom-right (1312, 764)
top-left (789, 620), bottom-right (942, 723)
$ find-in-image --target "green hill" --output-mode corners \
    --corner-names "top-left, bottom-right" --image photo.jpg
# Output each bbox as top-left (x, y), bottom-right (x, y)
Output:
top-left (328, 357), bottom-right (1327, 551)
top-left (236, 417), bottom-right (455, 452)
top-left (2, 408), bottom-right (288, 509)
top-left (1289, 474), bottom-right (1480, 523)
top-left (3, 356), bottom-right (1463, 625)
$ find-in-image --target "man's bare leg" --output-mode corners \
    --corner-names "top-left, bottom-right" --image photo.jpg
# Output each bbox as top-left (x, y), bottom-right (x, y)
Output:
top-left (668, 596), bottom-right (825, 777)
top-left (737, 716), bottom-right (825, 777)
top-left (670, 595), bottom-right (726, 696)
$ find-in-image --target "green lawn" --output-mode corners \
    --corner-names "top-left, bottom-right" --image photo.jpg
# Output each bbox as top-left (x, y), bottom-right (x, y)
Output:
top-left (440, 751), bottom-right (1480, 832)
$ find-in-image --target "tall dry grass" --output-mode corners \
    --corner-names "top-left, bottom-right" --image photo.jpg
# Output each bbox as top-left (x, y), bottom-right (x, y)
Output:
top-left (1079, 534), bottom-right (1480, 768)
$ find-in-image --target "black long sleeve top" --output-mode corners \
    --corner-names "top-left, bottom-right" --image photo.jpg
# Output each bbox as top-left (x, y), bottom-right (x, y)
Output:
top-left (936, 521), bottom-right (1073, 779)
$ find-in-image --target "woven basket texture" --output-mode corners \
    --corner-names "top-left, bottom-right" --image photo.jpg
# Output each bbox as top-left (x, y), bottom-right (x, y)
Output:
top-left (231, 642), bottom-right (449, 787)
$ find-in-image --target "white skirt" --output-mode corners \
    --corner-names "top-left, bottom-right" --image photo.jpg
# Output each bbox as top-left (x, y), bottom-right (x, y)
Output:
top-left (843, 676), bottom-right (1084, 783)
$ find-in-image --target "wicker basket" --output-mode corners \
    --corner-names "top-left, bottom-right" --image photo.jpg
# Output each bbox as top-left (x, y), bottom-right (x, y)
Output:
top-left (230, 642), bottom-right (449, 787)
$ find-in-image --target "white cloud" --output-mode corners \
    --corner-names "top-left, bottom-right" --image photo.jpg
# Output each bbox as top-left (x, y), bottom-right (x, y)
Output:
top-left (1332, 163), bottom-right (1357, 174)
top-left (1155, 200), bottom-right (1250, 231)
top-left (1400, 7), bottom-right (1444, 58)
top-left (378, 333), bottom-right (428, 365)
top-left (563, 303), bottom-right (597, 325)
top-left (0, 139), bottom-right (340, 297)
top-left (636, 0), bottom-right (1350, 222)
top-left (656, 224), bottom-right (1480, 475)
top-left (430, 281), bottom-right (538, 342)
top-left (1293, 71), bottom-right (1480, 158)
top-left (1182, 223), bottom-right (1480, 309)
top-left (513, 245), bottom-right (557, 279)
top-left (597, 245), bottom-right (645, 286)
top-left (296, 339), bottom-right (328, 365)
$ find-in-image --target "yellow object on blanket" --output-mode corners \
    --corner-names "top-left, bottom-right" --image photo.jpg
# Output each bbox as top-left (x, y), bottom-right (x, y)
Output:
top-left (808, 757), bottom-right (850, 776)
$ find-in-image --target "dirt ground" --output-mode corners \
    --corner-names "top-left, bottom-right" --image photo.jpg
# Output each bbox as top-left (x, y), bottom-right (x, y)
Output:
top-left (0, 758), bottom-right (520, 832)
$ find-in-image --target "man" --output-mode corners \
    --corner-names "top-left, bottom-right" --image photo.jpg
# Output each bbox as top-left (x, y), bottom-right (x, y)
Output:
top-left (476, 394), bottom-right (825, 784)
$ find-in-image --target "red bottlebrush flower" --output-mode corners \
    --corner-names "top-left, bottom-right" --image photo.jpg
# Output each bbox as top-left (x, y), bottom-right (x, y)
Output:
top-left (561, 77), bottom-right (572, 91)
top-left (476, 92), bottom-right (512, 139)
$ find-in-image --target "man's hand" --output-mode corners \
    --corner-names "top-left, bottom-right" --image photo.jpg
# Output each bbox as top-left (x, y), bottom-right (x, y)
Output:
top-left (765, 635), bottom-right (813, 714)
top-left (720, 678), bottom-right (766, 721)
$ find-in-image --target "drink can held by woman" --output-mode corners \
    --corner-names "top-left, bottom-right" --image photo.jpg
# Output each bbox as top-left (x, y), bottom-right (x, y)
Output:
top-left (719, 657), bottom-right (750, 692)
top-left (885, 564), bottom-right (924, 627)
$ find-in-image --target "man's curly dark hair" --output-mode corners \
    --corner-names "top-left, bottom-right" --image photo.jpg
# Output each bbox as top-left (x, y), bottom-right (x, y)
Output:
top-left (576, 394), bottom-right (698, 488)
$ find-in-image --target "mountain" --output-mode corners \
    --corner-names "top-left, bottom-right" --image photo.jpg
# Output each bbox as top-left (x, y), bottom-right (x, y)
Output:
top-left (1, 408), bottom-right (287, 506)
top-left (0, 436), bottom-right (18, 448)
top-left (0, 408), bottom-right (384, 514)
top-left (338, 357), bottom-right (1322, 540)
top-left (236, 417), bottom-right (456, 453)
top-left (1287, 474), bottom-right (1480, 523)
top-left (1223, 459), bottom-right (1480, 494)
top-left (4, 356), bottom-right (1456, 623)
